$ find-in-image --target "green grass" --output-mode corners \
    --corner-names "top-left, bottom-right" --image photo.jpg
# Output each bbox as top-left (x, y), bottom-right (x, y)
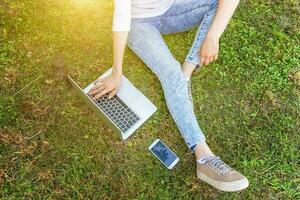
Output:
top-left (1, 0), bottom-right (300, 199)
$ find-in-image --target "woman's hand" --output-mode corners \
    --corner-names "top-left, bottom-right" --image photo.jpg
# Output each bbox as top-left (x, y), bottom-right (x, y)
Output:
top-left (199, 35), bottom-right (219, 66)
top-left (199, 0), bottom-right (240, 66)
top-left (88, 73), bottom-right (122, 99)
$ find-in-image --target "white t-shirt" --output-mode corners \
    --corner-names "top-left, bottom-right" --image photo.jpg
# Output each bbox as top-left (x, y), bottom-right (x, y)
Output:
top-left (113, 0), bottom-right (174, 32)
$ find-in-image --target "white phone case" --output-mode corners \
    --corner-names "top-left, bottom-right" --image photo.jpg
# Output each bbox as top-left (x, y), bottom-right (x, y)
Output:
top-left (149, 139), bottom-right (179, 169)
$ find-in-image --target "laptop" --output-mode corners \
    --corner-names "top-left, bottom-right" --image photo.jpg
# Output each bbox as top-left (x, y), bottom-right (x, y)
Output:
top-left (67, 68), bottom-right (157, 140)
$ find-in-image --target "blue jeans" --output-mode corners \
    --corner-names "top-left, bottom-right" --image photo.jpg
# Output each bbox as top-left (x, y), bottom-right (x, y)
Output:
top-left (127, 0), bottom-right (218, 151)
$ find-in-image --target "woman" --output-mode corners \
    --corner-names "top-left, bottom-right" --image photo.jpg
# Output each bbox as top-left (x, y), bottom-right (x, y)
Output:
top-left (89, 0), bottom-right (249, 192)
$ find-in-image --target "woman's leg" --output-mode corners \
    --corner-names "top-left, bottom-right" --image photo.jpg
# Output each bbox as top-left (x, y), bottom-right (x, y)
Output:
top-left (127, 15), bottom-right (248, 193)
top-left (156, 0), bottom-right (219, 157)
top-left (127, 21), bottom-right (206, 151)
top-left (160, 0), bottom-right (219, 77)
top-left (127, 3), bottom-right (249, 191)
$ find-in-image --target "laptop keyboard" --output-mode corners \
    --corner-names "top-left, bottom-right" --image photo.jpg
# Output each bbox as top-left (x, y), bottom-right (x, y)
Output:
top-left (89, 94), bottom-right (140, 133)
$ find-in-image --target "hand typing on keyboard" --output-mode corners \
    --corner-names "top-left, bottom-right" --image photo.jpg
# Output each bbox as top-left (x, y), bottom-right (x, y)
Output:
top-left (88, 73), bottom-right (122, 100)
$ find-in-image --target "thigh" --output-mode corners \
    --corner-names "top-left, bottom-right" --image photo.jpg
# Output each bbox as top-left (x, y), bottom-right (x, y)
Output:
top-left (161, 0), bottom-right (216, 34)
top-left (128, 22), bottom-right (182, 80)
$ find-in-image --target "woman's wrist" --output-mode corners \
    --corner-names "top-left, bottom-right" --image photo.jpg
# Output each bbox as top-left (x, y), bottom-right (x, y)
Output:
top-left (206, 30), bottom-right (221, 41)
top-left (112, 65), bottom-right (122, 77)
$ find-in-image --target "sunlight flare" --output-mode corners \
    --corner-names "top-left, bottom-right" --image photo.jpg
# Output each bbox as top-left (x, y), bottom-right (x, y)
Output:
top-left (71, 0), bottom-right (97, 8)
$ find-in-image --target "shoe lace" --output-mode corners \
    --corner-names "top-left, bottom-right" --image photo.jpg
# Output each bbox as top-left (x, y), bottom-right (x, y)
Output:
top-left (200, 156), bottom-right (233, 176)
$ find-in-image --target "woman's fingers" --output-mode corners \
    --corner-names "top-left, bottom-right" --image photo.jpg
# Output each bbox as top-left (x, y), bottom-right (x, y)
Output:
top-left (87, 74), bottom-right (121, 100)
top-left (89, 78), bottom-right (104, 93)
top-left (89, 82), bottom-right (104, 93)
top-left (94, 88), bottom-right (108, 99)
top-left (200, 53), bottom-right (212, 66)
top-left (94, 78), bottom-right (104, 85)
top-left (200, 56), bottom-right (205, 66)
top-left (89, 82), bottom-right (105, 94)
top-left (200, 55), bottom-right (217, 66)
top-left (214, 54), bottom-right (218, 61)
top-left (89, 85), bottom-right (106, 96)
top-left (108, 89), bottom-right (117, 99)
top-left (204, 57), bottom-right (210, 65)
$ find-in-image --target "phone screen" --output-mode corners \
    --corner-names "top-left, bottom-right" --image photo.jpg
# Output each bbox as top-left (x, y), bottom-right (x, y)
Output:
top-left (150, 140), bottom-right (178, 167)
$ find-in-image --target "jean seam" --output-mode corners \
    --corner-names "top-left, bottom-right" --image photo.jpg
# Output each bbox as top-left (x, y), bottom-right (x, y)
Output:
top-left (185, 10), bottom-right (216, 64)
top-left (162, 79), bottom-right (202, 150)
top-left (165, 97), bottom-right (191, 148)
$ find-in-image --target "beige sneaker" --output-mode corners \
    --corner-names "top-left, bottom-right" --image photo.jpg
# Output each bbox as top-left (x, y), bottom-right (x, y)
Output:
top-left (197, 156), bottom-right (249, 192)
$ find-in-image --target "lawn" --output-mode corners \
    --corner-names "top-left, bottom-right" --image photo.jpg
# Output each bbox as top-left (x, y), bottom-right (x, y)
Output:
top-left (0, 0), bottom-right (300, 199)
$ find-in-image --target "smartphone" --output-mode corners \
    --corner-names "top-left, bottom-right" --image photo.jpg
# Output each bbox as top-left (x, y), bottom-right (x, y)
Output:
top-left (149, 139), bottom-right (179, 169)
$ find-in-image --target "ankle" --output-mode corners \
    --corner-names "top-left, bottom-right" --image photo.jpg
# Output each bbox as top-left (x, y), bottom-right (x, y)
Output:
top-left (194, 142), bottom-right (214, 160)
top-left (182, 61), bottom-right (197, 78)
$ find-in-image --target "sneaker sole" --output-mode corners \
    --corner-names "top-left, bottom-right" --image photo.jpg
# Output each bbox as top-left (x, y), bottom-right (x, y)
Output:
top-left (197, 172), bottom-right (249, 192)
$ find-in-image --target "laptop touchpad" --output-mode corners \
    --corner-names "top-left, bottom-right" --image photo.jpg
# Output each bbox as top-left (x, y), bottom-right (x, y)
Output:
top-left (117, 77), bottom-right (141, 104)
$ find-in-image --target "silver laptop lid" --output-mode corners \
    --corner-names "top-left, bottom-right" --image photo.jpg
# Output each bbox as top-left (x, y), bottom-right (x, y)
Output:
top-left (67, 75), bottom-right (121, 134)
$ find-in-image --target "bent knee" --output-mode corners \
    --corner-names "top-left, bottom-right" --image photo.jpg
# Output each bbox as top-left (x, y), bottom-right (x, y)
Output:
top-left (159, 61), bottom-right (186, 84)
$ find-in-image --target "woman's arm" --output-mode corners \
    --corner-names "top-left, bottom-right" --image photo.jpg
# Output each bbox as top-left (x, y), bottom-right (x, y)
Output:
top-left (200, 0), bottom-right (240, 66)
top-left (112, 32), bottom-right (128, 77)
top-left (88, 32), bottom-right (128, 99)
top-left (88, 0), bottom-right (131, 99)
